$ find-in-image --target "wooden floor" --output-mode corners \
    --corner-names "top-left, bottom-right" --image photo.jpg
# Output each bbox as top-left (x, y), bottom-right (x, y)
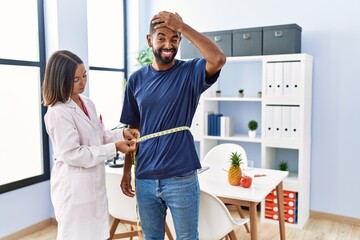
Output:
top-left (14, 209), bottom-right (360, 240)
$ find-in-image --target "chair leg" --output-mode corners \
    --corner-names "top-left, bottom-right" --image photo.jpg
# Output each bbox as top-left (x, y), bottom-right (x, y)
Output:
top-left (130, 225), bottom-right (134, 240)
top-left (109, 218), bottom-right (120, 240)
top-left (227, 230), bottom-right (238, 240)
top-left (137, 229), bottom-right (144, 240)
top-left (236, 205), bottom-right (250, 233)
top-left (165, 223), bottom-right (174, 240)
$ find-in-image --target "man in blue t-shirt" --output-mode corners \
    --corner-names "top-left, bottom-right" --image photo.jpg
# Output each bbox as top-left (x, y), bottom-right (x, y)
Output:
top-left (120, 11), bottom-right (226, 239)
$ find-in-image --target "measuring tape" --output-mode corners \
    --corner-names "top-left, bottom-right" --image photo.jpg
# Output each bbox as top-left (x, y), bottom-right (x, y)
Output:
top-left (136, 126), bottom-right (190, 143)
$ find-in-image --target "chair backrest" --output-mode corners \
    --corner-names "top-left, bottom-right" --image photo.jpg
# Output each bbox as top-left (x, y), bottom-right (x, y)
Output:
top-left (105, 172), bottom-right (139, 222)
top-left (198, 190), bottom-right (241, 240)
top-left (202, 143), bottom-right (248, 170)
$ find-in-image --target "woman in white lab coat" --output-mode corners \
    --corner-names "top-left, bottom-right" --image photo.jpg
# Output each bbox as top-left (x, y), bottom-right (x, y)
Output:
top-left (42, 50), bottom-right (139, 240)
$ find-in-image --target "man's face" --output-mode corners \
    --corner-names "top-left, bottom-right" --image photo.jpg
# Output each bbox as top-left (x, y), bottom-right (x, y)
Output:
top-left (148, 27), bottom-right (181, 64)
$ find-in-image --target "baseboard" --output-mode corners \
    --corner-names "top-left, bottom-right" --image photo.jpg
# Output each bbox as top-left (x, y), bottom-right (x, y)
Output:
top-left (310, 210), bottom-right (360, 227)
top-left (1, 218), bottom-right (57, 240)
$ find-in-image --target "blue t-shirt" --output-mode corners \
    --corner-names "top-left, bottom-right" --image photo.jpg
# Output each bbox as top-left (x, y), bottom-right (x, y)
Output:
top-left (120, 58), bottom-right (219, 179)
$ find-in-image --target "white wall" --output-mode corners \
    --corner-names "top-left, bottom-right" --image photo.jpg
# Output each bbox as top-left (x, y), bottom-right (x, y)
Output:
top-left (141, 0), bottom-right (360, 219)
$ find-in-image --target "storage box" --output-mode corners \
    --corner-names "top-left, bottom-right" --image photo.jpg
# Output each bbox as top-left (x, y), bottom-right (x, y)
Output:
top-left (263, 24), bottom-right (301, 55)
top-left (180, 36), bottom-right (202, 59)
top-left (204, 30), bottom-right (232, 57)
top-left (232, 27), bottom-right (262, 56)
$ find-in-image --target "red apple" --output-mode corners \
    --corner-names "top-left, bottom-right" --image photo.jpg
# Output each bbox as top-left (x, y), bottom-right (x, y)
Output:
top-left (240, 176), bottom-right (252, 188)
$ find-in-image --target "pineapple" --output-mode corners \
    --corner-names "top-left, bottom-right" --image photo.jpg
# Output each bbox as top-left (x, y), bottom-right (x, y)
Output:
top-left (228, 151), bottom-right (243, 186)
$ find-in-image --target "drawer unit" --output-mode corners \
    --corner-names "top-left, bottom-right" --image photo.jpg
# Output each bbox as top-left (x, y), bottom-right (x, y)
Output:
top-left (232, 27), bottom-right (262, 56)
top-left (263, 24), bottom-right (301, 55)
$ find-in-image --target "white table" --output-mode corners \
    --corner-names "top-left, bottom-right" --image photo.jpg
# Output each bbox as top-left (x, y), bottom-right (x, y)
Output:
top-left (198, 164), bottom-right (288, 240)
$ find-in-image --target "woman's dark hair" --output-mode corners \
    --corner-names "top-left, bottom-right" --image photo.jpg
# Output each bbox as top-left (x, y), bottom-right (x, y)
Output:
top-left (42, 50), bottom-right (83, 106)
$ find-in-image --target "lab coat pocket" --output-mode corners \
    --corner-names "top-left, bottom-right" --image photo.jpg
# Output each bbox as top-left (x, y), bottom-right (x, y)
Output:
top-left (70, 172), bottom-right (96, 205)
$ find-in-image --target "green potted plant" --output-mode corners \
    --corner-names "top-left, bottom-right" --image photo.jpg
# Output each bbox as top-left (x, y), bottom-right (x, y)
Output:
top-left (279, 161), bottom-right (289, 171)
top-left (248, 120), bottom-right (258, 138)
top-left (239, 89), bottom-right (244, 97)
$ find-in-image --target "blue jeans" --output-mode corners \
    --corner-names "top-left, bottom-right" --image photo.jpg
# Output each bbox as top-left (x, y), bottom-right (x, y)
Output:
top-left (136, 170), bottom-right (200, 240)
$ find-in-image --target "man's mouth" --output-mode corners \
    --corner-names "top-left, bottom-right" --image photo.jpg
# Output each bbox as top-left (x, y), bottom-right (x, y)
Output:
top-left (161, 49), bottom-right (173, 57)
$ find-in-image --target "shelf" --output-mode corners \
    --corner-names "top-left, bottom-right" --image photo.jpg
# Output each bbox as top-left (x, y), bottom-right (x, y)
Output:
top-left (226, 55), bottom-right (263, 63)
top-left (204, 97), bottom-right (262, 102)
top-left (261, 139), bottom-right (302, 149)
top-left (204, 134), bottom-right (262, 143)
top-left (225, 53), bottom-right (312, 63)
top-left (190, 53), bottom-right (312, 229)
top-left (262, 97), bottom-right (303, 105)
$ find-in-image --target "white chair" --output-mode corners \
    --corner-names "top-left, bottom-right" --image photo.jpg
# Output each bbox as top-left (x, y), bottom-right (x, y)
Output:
top-left (106, 171), bottom-right (174, 240)
top-left (202, 143), bottom-right (250, 233)
top-left (198, 190), bottom-right (249, 240)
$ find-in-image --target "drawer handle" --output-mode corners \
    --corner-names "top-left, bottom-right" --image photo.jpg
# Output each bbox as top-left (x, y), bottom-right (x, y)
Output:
top-left (275, 31), bottom-right (283, 37)
top-left (214, 36), bottom-right (222, 42)
top-left (243, 33), bottom-right (251, 40)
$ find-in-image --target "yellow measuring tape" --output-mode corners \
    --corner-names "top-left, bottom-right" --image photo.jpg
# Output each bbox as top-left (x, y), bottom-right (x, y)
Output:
top-left (131, 126), bottom-right (190, 231)
top-left (136, 126), bottom-right (190, 143)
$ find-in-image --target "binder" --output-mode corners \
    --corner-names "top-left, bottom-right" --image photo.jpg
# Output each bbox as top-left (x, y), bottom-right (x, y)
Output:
top-left (220, 116), bottom-right (226, 137)
top-left (205, 112), bottom-right (213, 136)
top-left (283, 62), bottom-right (292, 96)
top-left (274, 62), bottom-right (283, 96)
top-left (207, 112), bottom-right (215, 136)
top-left (216, 114), bottom-right (223, 136)
top-left (265, 106), bottom-right (274, 137)
top-left (273, 106), bottom-right (282, 138)
top-left (266, 63), bottom-right (275, 96)
top-left (271, 189), bottom-right (297, 199)
top-left (282, 106), bottom-right (291, 138)
top-left (265, 202), bottom-right (296, 215)
top-left (291, 107), bottom-right (300, 139)
top-left (292, 61), bottom-right (301, 97)
top-left (220, 116), bottom-right (233, 137)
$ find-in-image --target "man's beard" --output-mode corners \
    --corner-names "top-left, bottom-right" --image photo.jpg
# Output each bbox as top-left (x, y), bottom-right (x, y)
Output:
top-left (153, 48), bottom-right (177, 64)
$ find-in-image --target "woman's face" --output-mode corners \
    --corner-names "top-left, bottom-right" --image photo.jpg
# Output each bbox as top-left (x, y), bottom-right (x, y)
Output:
top-left (71, 63), bottom-right (87, 96)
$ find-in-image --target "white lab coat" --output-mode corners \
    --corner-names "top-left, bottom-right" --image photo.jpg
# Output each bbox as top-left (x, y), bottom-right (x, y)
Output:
top-left (44, 95), bottom-right (124, 240)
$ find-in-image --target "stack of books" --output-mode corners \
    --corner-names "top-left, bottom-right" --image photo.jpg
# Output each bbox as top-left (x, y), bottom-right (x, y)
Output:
top-left (207, 113), bottom-right (233, 137)
top-left (264, 189), bottom-right (298, 224)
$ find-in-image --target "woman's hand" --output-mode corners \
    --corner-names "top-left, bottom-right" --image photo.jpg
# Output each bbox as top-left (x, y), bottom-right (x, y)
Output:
top-left (115, 139), bottom-right (137, 154)
top-left (123, 128), bottom-right (140, 141)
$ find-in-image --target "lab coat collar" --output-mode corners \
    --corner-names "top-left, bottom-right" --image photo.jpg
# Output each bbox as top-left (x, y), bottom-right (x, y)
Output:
top-left (65, 97), bottom-right (97, 128)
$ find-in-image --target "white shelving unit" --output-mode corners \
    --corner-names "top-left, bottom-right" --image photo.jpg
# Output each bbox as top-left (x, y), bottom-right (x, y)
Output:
top-left (190, 53), bottom-right (313, 229)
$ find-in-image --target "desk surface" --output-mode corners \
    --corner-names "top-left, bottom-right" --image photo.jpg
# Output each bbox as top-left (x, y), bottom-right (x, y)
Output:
top-left (198, 165), bottom-right (288, 203)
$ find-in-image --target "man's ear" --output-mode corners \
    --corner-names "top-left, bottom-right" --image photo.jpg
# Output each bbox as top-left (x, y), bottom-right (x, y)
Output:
top-left (146, 34), bottom-right (152, 47)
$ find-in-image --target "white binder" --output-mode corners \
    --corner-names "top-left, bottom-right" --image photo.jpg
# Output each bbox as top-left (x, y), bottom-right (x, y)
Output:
top-left (291, 106), bottom-right (300, 139)
top-left (282, 106), bottom-right (291, 138)
top-left (266, 63), bottom-right (275, 96)
top-left (283, 62), bottom-right (292, 96)
top-left (274, 63), bottom-right (284, 96)
top-left (274, 106), bottom-right (282, 138)
top-left (220, 116), bottom-right (233, 137)
top-left (292, 62), bottom-right (301, 97)
top-left (265, 106), bottom-right (274, 137)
